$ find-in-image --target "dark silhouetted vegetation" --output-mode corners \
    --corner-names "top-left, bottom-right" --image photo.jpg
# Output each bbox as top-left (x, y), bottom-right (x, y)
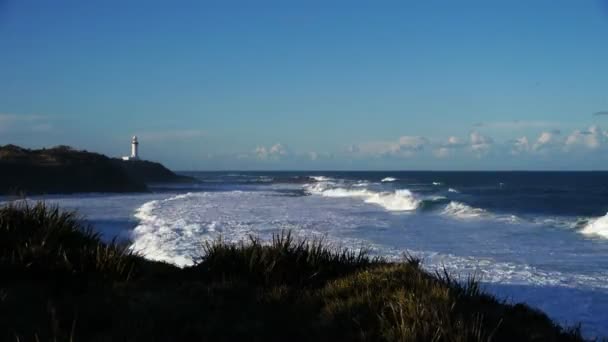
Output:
top-left (0, 203), bottom-right (585, 341)
top-left (0, 144), bottom-right (194, 195)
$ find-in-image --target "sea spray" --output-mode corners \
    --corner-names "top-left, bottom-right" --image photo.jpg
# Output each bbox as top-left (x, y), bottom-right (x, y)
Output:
top-left (305, 182), bottom-right (420, 211)
top-left (581, 213), bottom-right (608, 239)
top-left (442, 201), bottom-right (486, 219)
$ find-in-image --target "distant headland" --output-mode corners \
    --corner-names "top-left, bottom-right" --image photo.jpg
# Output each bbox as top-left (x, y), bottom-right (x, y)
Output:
top-left (0, 143), bottom-right (194, 195)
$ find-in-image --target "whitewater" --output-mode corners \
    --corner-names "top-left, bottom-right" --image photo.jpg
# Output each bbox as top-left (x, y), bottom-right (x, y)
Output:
top-left (14, 171), bottom-right (608, 338)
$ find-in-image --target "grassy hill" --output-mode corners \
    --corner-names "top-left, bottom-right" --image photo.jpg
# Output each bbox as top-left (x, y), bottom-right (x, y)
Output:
top-left (0, 145), bottom-right (192, 195)
top-left (0, 202), bottom-right (584, 341)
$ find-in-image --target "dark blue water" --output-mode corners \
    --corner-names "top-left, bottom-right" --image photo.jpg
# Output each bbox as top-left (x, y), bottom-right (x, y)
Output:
top-left (181, 171), bottom-right (608, 216)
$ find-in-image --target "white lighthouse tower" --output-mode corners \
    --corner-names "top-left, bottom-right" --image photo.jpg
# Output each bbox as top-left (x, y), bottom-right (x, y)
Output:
top-left (122, 136), bottom-right (140, 161)
top-left (131, 136), bottom-right (139, 159)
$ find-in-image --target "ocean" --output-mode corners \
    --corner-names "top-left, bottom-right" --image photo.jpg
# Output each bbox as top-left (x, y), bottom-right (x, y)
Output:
top-left (7, 171), bottom-right (608, 338)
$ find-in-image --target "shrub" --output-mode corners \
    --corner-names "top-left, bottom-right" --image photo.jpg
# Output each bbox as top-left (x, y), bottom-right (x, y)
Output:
top-left (188, 231), bottom-right (380, 287)
top-left (0, 202), bottom-right (135, 280)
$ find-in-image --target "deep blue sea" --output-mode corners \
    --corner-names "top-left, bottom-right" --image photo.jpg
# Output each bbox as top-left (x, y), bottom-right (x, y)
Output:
top-left (6, 171), bottom-right (608, 338)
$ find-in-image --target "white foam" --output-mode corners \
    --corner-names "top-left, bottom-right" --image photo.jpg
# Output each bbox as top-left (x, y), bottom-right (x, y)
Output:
top-left (353, 181), bottom-right (371, 187)
top-left (129, 189), bottom-right (392, 267)
top-left (428, 195), bottom-right (447, 201)
top-left (533, 217), bottom-right (582, 230)
top-left (432, 181), bottom-right (442, 186)
top-left (448, 188), bottom-right (459, 193)
top-left (130, 193), bottom-right (205, 267)
top-left (581, 213), bottom-right (608, 239)
top-left (381, 177), bottom-right (397, 182)
top-left (320, 188), bottom-right (370, 198)
top-left (304, 181), bottom-right (339, 194)
top-left (364, 189), bottom-right (420, 211)
top-left (306, 182), bottom-right (420, 212)
top-left (441, 201), bottom-right (525, 224)
top-left (442, 201), bottom-right (486, 219)
top-left (310, 176), bottom-right (332, 182)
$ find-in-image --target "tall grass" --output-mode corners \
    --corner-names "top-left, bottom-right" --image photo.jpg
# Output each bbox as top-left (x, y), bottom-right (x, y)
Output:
top-left (191, 232), bottom-right (380, 287)
top-left (0, 202), bottom-right (134, 280)
top-left (0, 203), bottom-right (587, 341)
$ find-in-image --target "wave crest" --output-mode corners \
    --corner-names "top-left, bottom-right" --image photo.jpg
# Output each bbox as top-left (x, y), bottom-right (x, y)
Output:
top-left (305, 182), bottom-right (420, 212)
top-left (309, 176), bottom-right (332, 182)
top-left (581, 213), bottom-right (608, 239)
top-left (364, 189), bottom-right (420, 211)
top-left (442, 201), bottom-right (487, 219)
top-left (130, 193), bottom-right (203, 267)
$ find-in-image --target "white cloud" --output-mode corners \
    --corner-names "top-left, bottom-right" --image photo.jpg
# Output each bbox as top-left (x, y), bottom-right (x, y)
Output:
top-left (532, 131), bottom-right (558, 151)
top-left (353, 136), bottom-right (428, 157)
top-left (564, 125), bottom-right (606, 150)
top-left (469, 131), bottom-right (493, 155)
top-left (270, 143), bottom-right (287, 155)
top-left (510, 136), bottom-right (530, 154)
top-left (254, 143), bottom-right (289, 160)
top-left (398, 136), bottom-right (427, 150)
top-left (447, 136), bottom-right (462, 145)
top-left (254, 146), bottom-right (268, 159)
top-left (433, 136), bottom-right (466, 158)
top-left (225, 125), bottom-right (608, 166)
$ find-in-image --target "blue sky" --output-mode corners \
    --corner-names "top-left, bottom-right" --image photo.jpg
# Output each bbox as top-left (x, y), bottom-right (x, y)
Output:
top-left (1, 0), bottom-right (608, 170)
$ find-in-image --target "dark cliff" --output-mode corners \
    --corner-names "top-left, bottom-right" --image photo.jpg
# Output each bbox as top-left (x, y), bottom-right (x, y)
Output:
top-left (0, 145), bottom-right (192, 195)
top-left (113, 159), bottom-right (193, 184)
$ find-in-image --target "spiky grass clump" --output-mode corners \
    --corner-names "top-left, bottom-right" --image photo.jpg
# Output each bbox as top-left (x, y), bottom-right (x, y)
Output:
top-left (320, 265), bottom-right (582, 341)
top-left (189, 237), bottom-right (582, 341)
top-left (0, 202), bottom-right (134, 280)
top-left (191, 232), bottom-right (379, 287)
top-left (0, 203), bottom-right (587, 341)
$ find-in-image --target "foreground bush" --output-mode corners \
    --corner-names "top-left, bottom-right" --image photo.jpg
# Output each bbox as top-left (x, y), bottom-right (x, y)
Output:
top-left (0, 203), bottom-right (136, 281)
top-left (0, 203), bottom-right (584, 341)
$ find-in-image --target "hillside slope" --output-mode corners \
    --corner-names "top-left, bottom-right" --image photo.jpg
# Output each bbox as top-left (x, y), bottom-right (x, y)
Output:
top-left (0, 145), bottom-right (192, 195)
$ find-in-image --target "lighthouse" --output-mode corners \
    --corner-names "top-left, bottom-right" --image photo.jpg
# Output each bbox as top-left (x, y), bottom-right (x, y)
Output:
top-left (131, 136), bottom-right (139, 159)
top-left (122, 136), bottom-right (140, 161)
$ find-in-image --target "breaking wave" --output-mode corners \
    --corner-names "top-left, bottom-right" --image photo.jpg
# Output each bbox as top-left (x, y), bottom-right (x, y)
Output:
top-left (442, 201), bottom-right (487, 219)
top-left (305, 182), bottom-right (420, 212)
top-left (448, 188), bottom-right (459, 193)
top-left (381, 177), bottom-right (397, 182)
top-left (364, 189), bottom-right (420, 211)
top-left (130, 193), bottom-right (208, 267)
top-left (440, 201), bottom-right (521, 224)
top-left (581, 213), bottom-right (608, 239)
top-left (310, 176), bottom-right (332, 182)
